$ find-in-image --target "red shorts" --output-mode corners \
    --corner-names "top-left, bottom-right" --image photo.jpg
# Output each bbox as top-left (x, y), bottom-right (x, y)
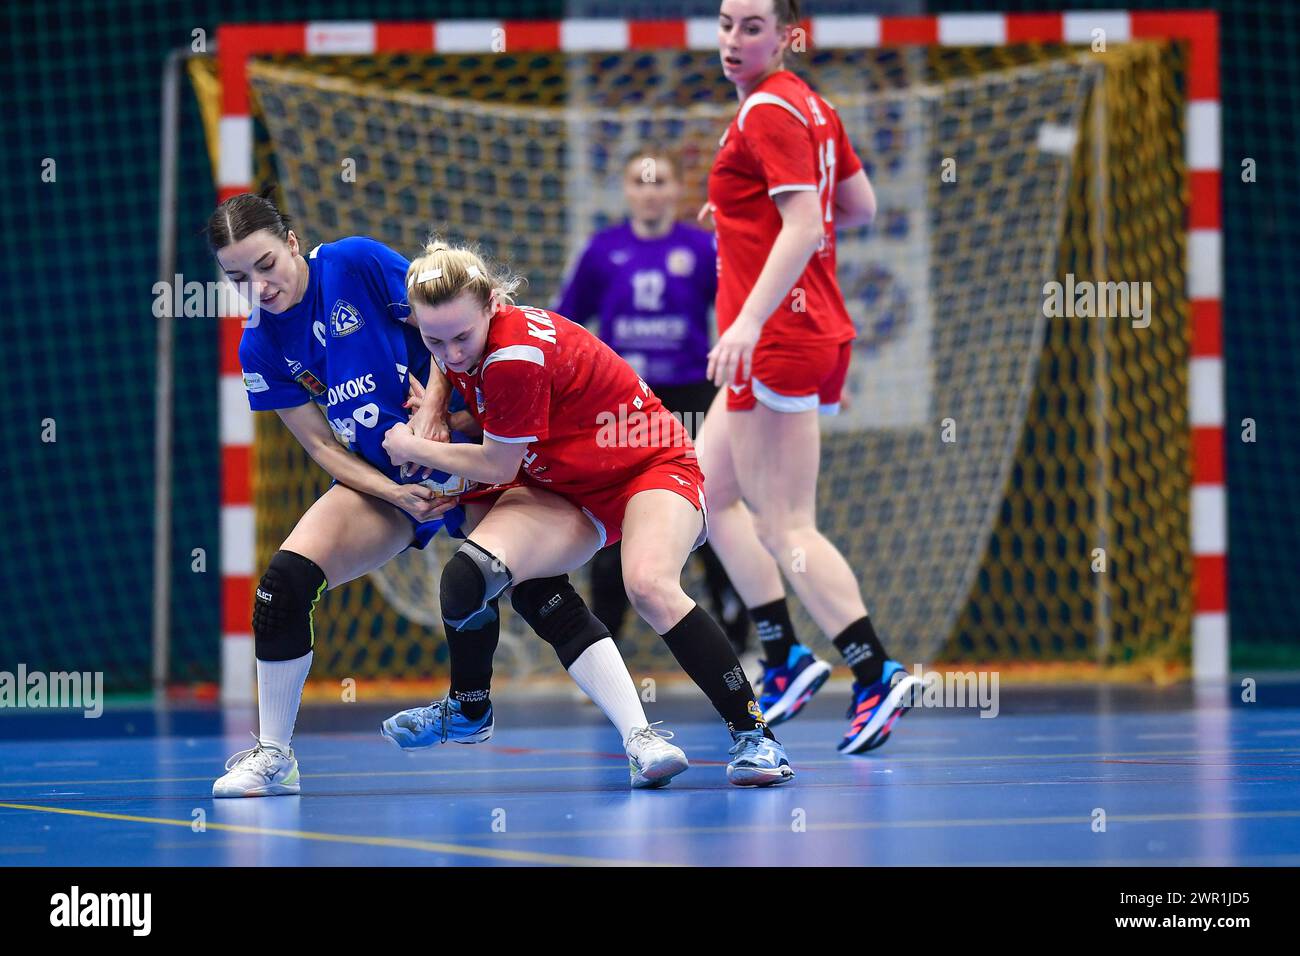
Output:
top-left (727, 339), bottom-right (852, 414)
top-left (461, 457), bottom-right (708, 550)
top-left (573, 453), bottom-right (708, 549)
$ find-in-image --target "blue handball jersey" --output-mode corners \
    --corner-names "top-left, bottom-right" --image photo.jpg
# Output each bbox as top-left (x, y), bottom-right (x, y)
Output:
top-left (238, 236), bottom-right (466, 543)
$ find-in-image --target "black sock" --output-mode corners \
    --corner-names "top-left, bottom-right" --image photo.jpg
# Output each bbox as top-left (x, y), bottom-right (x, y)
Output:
top-left (659, 604), bottom-right (769, 736)
top-left (832, 616), bottom-right (887, 686)
top-left (750, 597), bottom-right (798, 666)
top-left (445, 601), bottom-right (499, 719)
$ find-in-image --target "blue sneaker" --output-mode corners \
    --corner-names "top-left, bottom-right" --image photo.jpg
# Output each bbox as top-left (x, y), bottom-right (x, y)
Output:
top-left (758, 645), bottom-right (833, 726)
top-left (381, 697), bottom-right (494, 750)
top-left (726, 728), bottom-right (794, 787)
top-left (837, 661), bottom-right (921, 755)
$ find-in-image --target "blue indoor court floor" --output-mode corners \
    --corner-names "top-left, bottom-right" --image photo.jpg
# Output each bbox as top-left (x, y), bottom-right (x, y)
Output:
top-left (2, 680), bottom-right (1300, 867)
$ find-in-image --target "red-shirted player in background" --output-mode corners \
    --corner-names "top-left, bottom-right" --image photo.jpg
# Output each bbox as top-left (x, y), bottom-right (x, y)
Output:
top-left (381, 240), bottom-right (794, 786)
top-left (696, 0), bottom-right (922, 754)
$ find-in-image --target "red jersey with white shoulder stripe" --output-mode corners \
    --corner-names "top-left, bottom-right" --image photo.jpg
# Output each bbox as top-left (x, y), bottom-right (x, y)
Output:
top-left (441, 304), bottom-right (693, 497)
top-left (708, 69), bottom-right (862, 345)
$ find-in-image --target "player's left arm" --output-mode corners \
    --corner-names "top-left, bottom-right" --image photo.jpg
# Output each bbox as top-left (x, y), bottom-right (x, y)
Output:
top-left (382, 423), bottom-right (524, 486)
top-left (708, 189), bottom-right (823, 385)
top-left (834, 169), bottom-right (877, 230)
top-left (831, 122), bottom-right (875, 229)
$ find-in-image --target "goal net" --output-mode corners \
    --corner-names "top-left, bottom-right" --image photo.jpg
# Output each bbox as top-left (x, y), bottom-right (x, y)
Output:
top-left (205, 37), bottom-right (1191, 686)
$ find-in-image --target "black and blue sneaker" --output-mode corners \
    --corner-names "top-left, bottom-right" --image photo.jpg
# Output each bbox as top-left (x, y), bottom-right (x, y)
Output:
top-left (837, 661), bottom-right (921, 755)
top-left (758, 644), bottom-right (833, 726)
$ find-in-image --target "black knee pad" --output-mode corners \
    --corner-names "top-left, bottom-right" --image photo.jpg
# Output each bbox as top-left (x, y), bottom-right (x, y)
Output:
top-left (511, 575), bottom-right (611, 670)
top-left (253, 550), bottom-right (327, 662)
top-left (441, 540), bottom-right (513, 630)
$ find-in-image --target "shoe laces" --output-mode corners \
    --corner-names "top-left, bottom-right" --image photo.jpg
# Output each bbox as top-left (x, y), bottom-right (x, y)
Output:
top-left (626, 721), bottom-right (675, 750)
top-left (225, 732), bottom-right (288, 774)
top-left (728, 727), bottom-right (766, 757)
top-left (403, 698), bottom-right (451, 743)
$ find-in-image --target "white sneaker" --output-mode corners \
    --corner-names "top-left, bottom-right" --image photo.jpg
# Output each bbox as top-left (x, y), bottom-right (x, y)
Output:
top-left (213, 734), bottom-right (300, 798)
top-left (624, 723), bottom-right (689, 789)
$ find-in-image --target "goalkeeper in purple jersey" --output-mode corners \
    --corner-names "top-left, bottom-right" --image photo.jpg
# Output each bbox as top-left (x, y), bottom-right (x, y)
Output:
top-left (555, 152), bottom-right (751, 655)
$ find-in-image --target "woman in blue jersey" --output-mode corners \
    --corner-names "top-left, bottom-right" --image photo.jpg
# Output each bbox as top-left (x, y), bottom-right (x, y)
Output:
top-left (207, 192), bottom-right (687, 797)
top-left (555, 151), bottom-right (750, 658)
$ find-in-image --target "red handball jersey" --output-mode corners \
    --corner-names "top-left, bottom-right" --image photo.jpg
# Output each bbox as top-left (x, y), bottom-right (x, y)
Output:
top-left (442, 304), bottom-right (693, 497)
top-left (708, 70), bottom-right (863, 346)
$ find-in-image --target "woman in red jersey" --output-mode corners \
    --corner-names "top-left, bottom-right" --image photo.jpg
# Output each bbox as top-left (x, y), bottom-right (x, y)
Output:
top-left (381, 240), bottom-right (794, 786)
top-left (696, 0), bottom-right (921, 754)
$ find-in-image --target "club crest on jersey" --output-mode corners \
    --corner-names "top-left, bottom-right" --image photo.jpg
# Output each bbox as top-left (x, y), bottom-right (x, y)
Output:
top-left (666, 247), bottom-right (695, 277)
top-left (329, 299), bottom-right (364, 337)
top-left (294, 368), bottom-right (326, 397)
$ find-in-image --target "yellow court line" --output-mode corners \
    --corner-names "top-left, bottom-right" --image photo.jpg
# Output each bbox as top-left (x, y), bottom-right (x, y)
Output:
top-left (3, 746), bottom-right (1296, 790)
top-left (0, 802), bottom-right (672, 867)
top-left (441, 808), bottom-right (1300, 842)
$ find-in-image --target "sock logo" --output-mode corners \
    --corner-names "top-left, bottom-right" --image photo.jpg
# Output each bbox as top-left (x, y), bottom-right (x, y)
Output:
top-left (747, 700), bottom-right (765, 722)
top-left (840, 642), bottom-right (875, 667)
top-left (723, 665), bottom-right (746, 692)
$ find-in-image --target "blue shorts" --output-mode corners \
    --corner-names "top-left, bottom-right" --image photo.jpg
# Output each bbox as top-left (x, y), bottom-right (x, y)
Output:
top-left (405, 504), bottom-right (467, 550)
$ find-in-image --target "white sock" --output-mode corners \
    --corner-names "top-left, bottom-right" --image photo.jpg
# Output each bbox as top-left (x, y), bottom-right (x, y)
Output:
top-left (566, 638), bottom-right (648, 746)
top-left (257, 652), bottom-right (313, 752)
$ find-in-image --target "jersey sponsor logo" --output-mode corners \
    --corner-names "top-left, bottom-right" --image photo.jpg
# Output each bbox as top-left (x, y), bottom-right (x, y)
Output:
top-left (353, 402), bottom-right (380, 429)
top-left (326, 373), bottom-right (376, 408)
top-left (519, 307), bottom-right (558, 344)
top-left (609, 250), bottom-right (630, 265)
top-left (329, 299), bottom-right (364, 337)
top-left (728, 382), bottom-right (748, 395)
top-left (284, 356), bottom-right (303, 374)
top-left (613, 315), bottom-right (688, 340)
top-left (666, 247), bottom-right (695, 277)
top-left (242, 371), bottom-right (270, 393)
top-left (294, 368), bottom-right (327, 397)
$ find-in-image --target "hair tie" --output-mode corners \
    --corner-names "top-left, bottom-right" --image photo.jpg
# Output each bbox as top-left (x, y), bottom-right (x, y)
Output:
top-left (467, 265), bottom-right (483, 279)
top-left (408, 268), bottom-right (442, 288)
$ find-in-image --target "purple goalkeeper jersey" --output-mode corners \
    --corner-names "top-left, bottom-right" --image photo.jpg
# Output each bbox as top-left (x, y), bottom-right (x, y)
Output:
top-left (553, 221), bottom-right (717, 388)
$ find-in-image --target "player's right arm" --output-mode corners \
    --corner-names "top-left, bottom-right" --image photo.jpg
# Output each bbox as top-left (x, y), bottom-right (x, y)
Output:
top-left (276, 401), bottom-right (453, 522)
top-left (239, 330), bottom-right (450, 522)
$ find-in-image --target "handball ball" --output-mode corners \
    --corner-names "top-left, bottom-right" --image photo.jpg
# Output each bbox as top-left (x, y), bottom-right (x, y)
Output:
top-left (419, 472), bottom-right (476, 498)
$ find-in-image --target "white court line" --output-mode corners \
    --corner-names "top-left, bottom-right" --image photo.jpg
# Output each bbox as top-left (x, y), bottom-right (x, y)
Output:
top-left (1137, 733), bottom-right (1198, 740)
top-left (1014, 735), bottom-right (1079, 742)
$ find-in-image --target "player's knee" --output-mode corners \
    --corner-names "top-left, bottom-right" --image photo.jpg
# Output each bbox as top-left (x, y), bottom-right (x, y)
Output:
top-left (253, 550), bottom-right (327, 662)
top-left (622, 563), bottom-right (680, 620)
top-left (440, 540), bottom-right (513, 631)
top-left (753, 514), bottom-right (797, 561)
top-left (511, 575), bottom-right (609, 669)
